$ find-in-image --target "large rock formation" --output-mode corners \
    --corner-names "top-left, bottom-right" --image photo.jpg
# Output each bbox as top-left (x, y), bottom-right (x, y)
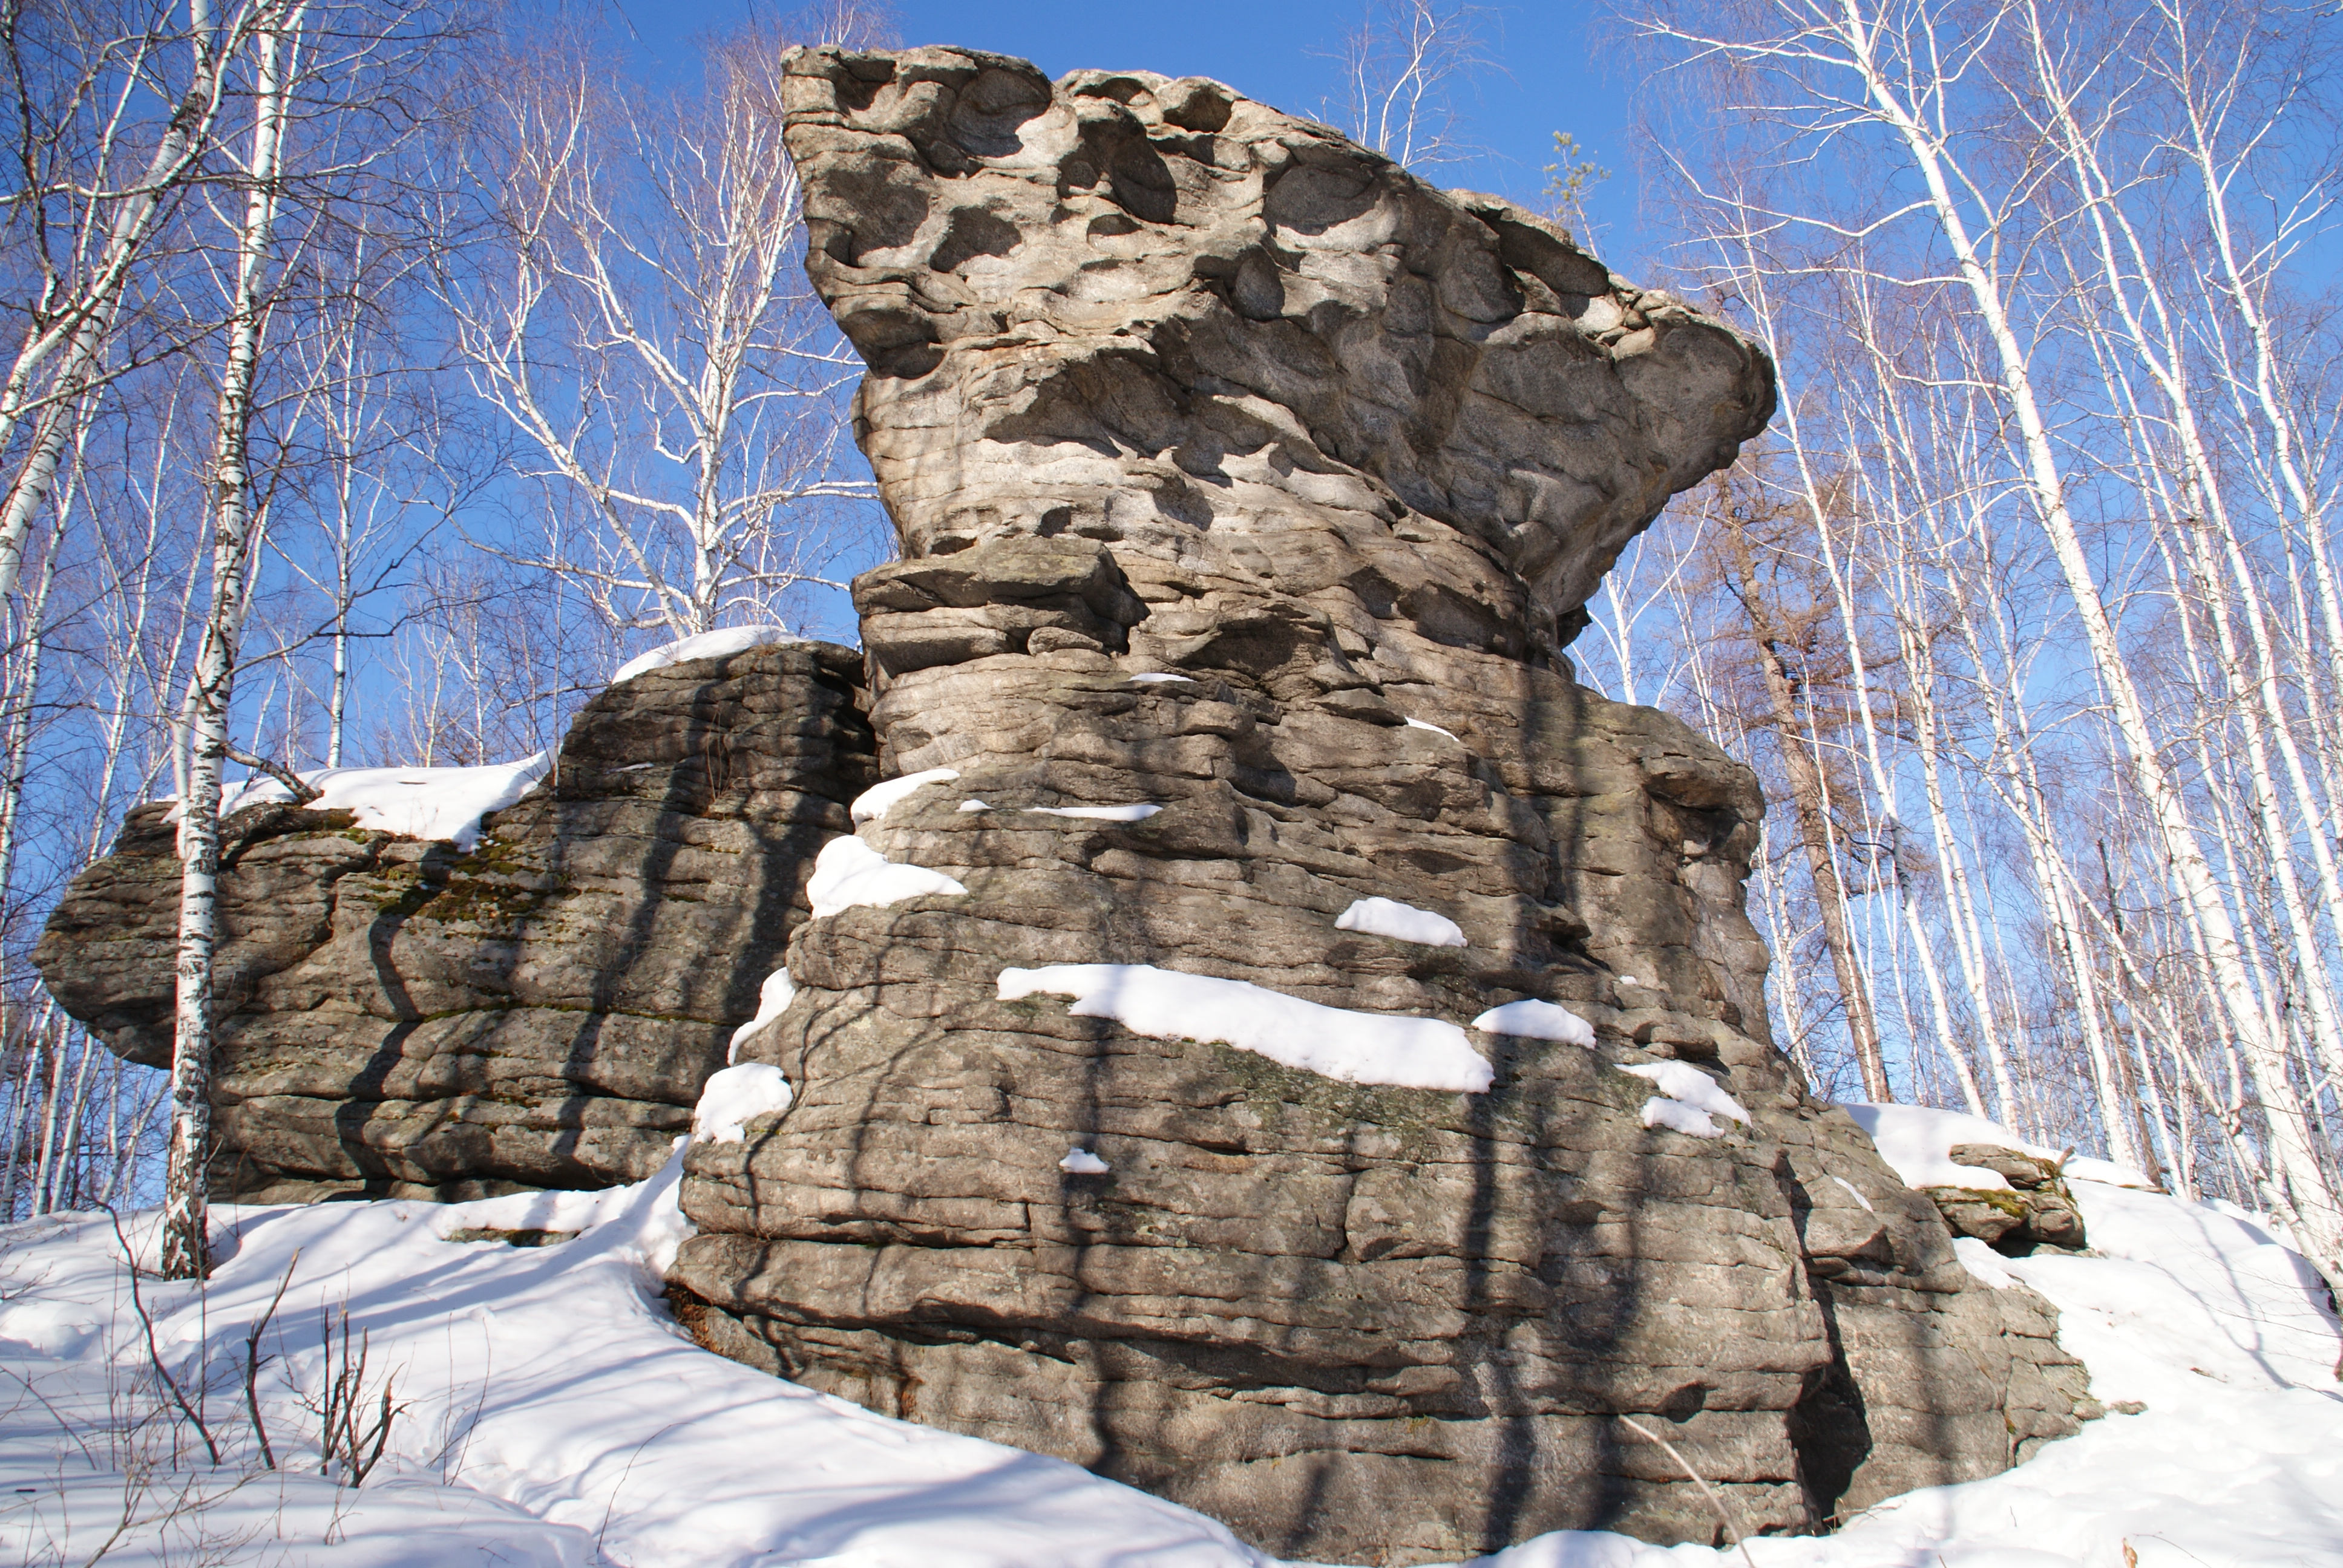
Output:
top-left (36, 641), bottom-right (874, 1201)
top-left (664, 44), bottom-right (2094, 1566)
top-left (33, 42), bottom-right (2094, 1564)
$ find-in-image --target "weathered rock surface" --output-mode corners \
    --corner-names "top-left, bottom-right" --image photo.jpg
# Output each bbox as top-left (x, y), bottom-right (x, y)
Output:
top-left (36, 641), bottom-right (875, 1201)
top-left (664, 44), bottom-right (2095, 1565)
top-left (1925, 1145), bottom-right (2090, 1253)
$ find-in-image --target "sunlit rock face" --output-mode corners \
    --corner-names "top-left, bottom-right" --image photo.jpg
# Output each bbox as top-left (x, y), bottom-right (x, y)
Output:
top-left (665, 44), bottom-right (2094, 1566)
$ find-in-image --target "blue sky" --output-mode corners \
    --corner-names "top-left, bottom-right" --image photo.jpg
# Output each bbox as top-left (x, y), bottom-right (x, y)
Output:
top-left (612, 1), bottom-right (1649, 263)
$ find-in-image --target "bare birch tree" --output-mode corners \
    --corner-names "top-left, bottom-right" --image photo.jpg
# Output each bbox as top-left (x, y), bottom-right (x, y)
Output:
top-left (1329, 0), bottom-right (1496, 169)
top-left (446, 18), bottom-right (875, 644)
top-left (1623, 0), bottom-right (2343, 1284)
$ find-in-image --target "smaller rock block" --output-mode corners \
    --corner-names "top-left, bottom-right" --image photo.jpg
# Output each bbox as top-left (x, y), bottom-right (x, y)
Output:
top-left (1928, 1145), bottom-right (2089, 1253)
top-left (34, 641), bottom-right (878, 1200)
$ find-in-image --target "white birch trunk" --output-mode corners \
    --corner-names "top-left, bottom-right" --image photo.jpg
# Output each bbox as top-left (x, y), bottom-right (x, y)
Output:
top-left (162, 6), bottom-right (302, 1280)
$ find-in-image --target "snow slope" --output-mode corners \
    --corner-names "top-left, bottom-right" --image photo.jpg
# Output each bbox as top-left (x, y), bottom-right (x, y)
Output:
top-left (0, 1120), bottom-right (2335, 1566)
top-left (0, 1154), bottom-right (1263, 1568)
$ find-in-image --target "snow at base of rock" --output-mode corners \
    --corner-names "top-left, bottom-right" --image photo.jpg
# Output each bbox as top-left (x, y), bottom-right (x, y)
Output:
top-left (851, 768), bottom-right (961, 823)
top-left (960, 799), bottom-right (992, 812)
top-left (0, 1137), bottom-right (2335, 1567)
top-left (997, 963), bottom-right (1495, 1093)
top-left (727, 967), bottom-right (797, 1061)
top-left (609, 624), bottom-right (801, 686)
top-left (1470, 999), bottom-right (1596, 1047)
top-left (1953, 1236), bottom-right (2019, 1289)
top-left (1127, 672), bottom-right (1195, 684)
top-left (1404, 716), bottom-right (1460, 740)
top-left (2062, 1154), bottom-right (2157, 1189)
top-left (1618, 1061), bottom-right (1749, 1140)
top-left (0, 1155), bottom-right (1264, 1568)
top-left (1060, 1148), bottom-right (1110, 1174)
top-left (805, 835), bottom-right (968, 918)
top-left (1337, 896), bottom-right (1467, 947)
top-left (214, 753), bottom-right (549, 853)
top-left (1846, 1101), bottom-right (2076, 1191)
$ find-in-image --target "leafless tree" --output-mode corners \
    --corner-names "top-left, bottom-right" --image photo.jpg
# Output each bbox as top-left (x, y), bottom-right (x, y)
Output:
top-left (445, 14), bottom-right (878, 645)
top-left (1329, 0), bottom-right (1496, 169)
top-left (163, 0), bottom-right (465, 1280)
top-left (1619, 0), bottom-right (2343, 1287)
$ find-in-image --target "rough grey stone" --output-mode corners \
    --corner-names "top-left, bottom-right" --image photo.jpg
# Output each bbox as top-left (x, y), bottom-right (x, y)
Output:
top-left (34, 641), bottom-right (876, 1201)
top-left (661, 44), bottom-right (2096, 1566)
top-left (1928, 1146), bottom-right (2091, 1253)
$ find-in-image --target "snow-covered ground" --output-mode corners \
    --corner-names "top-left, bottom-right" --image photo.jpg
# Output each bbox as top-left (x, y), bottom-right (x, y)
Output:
top-left (1, 1109), bottom-right (2336, 1567)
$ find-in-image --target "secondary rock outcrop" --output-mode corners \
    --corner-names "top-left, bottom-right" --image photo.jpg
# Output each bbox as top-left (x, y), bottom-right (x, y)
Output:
top-left (664, 44), bottom-right (2094, 1566)
top-left (1926, 1145), bottom-right (2091, 1253)
top-left (36, 641), bottom-right (874, 1201)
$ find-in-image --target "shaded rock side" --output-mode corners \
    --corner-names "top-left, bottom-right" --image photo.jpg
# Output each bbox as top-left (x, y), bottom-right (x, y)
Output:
top-left (669, 46), bottom-right (2092, 1566)
top-left (35, 641), bottom-right (876, 1201)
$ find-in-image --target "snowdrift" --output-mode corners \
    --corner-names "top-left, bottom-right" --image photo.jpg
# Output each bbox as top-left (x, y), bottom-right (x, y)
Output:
top-left (1, 1110), bottom-right (2336, 1567)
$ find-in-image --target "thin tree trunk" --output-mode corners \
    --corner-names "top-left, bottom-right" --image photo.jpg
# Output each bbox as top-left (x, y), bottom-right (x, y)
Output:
top-left (1835, 1), bottom-right (2341, 1277)
top-left (1716, 501), bottom-right (1892, 1100)
top-left (163, 7), bottom-right (301, 1281)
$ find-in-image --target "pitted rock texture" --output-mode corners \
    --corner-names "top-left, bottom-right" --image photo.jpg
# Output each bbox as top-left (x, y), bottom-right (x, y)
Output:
top-left (36, 642), bottom-right (875, 1201)
top-left (667, 45), bottom-right (2094, 1566)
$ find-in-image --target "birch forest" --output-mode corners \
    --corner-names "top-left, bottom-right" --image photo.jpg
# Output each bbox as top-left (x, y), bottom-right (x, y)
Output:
top-left (4, 0), bottom-right (2342, 1295)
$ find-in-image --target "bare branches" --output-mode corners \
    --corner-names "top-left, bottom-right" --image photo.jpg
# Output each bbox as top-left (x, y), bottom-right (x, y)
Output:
top-left (442, 13), bottom-right (875, 644)
top-left (110, 1209), bottom-right (221, 1466)
top-left (302, 1302), bottom-right (402, 1484)
top-left (238, 1251), bottom-right (296, 1469)
top-left (1620, 0), bottom-right (2343, 1278)
top-left (1328, 0), bottom-right (1498, 169)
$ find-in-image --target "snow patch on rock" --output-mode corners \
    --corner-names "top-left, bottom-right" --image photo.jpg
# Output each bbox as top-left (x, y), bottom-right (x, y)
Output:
top-left (1618, 1060), bottom-right (1749, 1140)
top-left (610, 625), bottom-right (801, 686)
top-left (727, 967), bottom-right (797, 1063)
top-left (805, 836), bottom-right (968, 919)
top-left (1470, 999), bottom-right (1595, 1047)
top-left (1024, 803), bottom-right (1162, 822)
top-left (1847, 1102), bottom-right (2068, 1192)
top-left (997, 963), bottom-right (1493, 1093)
top-left (692, 1063), bottom-right (794, 1142)
top-left (1954, 1236), bottom-right (2020, 1289)
top-left (851, 768), bottom-right (961, 824)
top-left (215, 753), bottom-right (550, 853)
top-left (1831, 1174), bottom-right (1876, 1213)
top-left (1059, 1148), bottom-right (1110, 1175)
top-left (1335, 896), bottom-right (1466, 948)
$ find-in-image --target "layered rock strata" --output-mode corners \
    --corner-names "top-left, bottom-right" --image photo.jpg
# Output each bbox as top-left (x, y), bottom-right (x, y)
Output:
top-left (36, 641), bottom-right (875, 1201)
top-left (667, 45), bottom-right (2094, 1565)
